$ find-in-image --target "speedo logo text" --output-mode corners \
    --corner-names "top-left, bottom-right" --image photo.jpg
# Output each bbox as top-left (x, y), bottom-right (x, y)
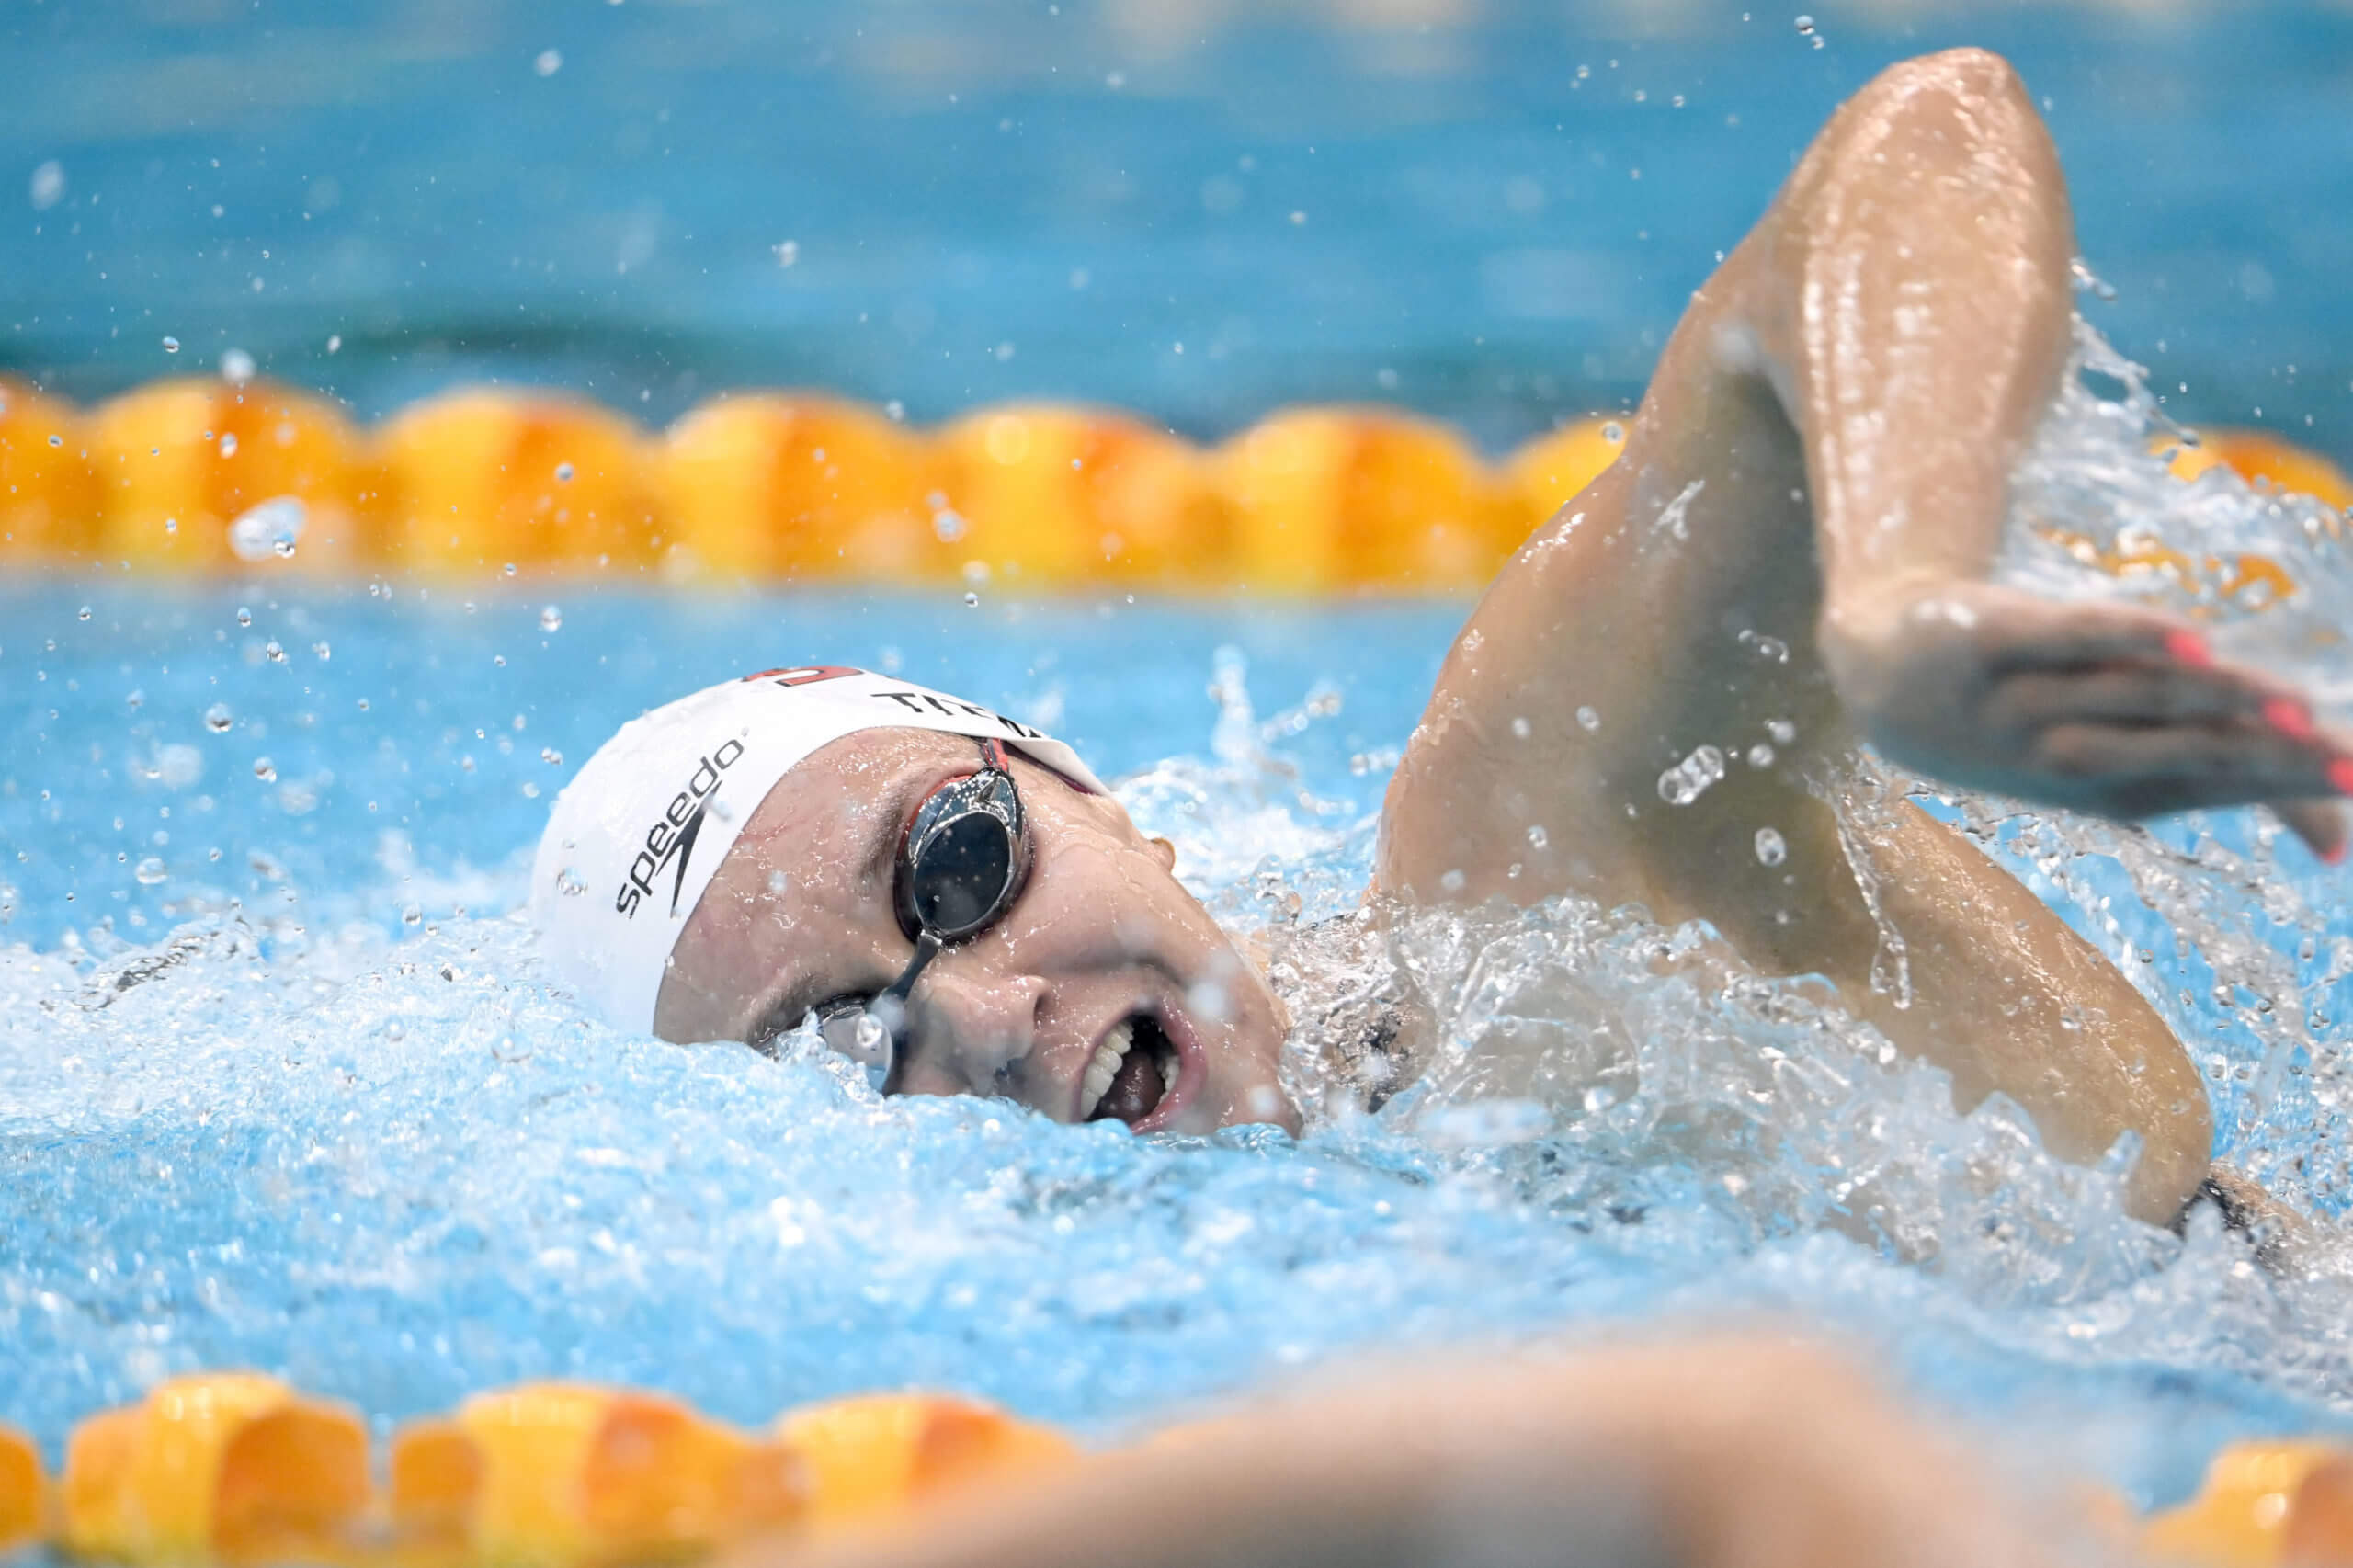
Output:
top-left (615, 738), bottom-right (745, 917)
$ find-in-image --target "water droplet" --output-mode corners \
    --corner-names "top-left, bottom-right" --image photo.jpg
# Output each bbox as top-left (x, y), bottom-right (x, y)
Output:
top-left (1511, 715), bottom-right (1532, 739)
top-left (220, 347), bottom-right (256, 384)
top-left (1600, 421), bottom-right (1624, 444)
top-left (1527, 824), bottom-right (1549, 849)
top-left (252, 756), bottom-right (278, 783)
top-left (76, 605), bottom-right (90, 620)
top-left (218, 432), bottom-right (238, 458)
top-left (134, 857), bottom-right (166, 885)
top-left (204, 702), bottom-right (233, 733)
top-left (503, 562), bottom-right (517, 577)
top-left (1755, 827), bottom-right (1788, 867)
top-left (235, 606), bottom-right (252, 626)
top-left (554, 461), bottom-right (574, 483)
top-left (539, 604), bottom-right (563, 632)
top-left (932, 506), bottom-right (967, 542)
top-left (1793, 13), bottom-right (1814, 32)
top-left (534, 48), bottom-right (563, 76)
top-left (162, 335), bottom-right (180, 353)
top-left (1575, 705), bottom-right (1601, 732)
top-left (1438, 869), bottom-right (1466, 893)
top-left (402, 903), bottom-right (423, 927)
top-left (264, 640), bottom-right (286, 664)
top-left (963, 591), bottom-right (980, 607)
top-left (540, 746), bottom-right (563, 765)
top-left (227, 496), bottom-right (306, 562)
top-left (1747, 743), bottom-right (1775, 767)
top-left (313, 641), bottom-right (331, 662)
top-left (1656, 744), bottom-right (1727, 805)
top-left (47, 434), bottom-right (61, 448)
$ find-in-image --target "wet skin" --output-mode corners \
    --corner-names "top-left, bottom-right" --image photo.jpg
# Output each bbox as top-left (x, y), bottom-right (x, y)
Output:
top-left (655, 728), bottom-right (1296, 1137)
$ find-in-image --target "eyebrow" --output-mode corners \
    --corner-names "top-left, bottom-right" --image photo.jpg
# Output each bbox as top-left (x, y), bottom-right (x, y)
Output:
top-left (741, 762), bottom-right (929, 1048)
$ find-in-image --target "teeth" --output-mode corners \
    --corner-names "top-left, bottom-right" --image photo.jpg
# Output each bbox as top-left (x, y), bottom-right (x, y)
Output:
top-left (1077, 1020), bottom-right (1134, 1119)
top-left (1159, 1050), bottom-right (1178, 1097)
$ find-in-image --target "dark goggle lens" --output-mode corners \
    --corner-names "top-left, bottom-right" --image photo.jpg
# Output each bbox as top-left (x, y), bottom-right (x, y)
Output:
top-left (909, 811), bottom-right (1018, 937)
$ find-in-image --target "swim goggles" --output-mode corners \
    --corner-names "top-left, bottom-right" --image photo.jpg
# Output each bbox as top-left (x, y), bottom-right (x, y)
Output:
top-left (811, 737), bottom-right (1030, 1091)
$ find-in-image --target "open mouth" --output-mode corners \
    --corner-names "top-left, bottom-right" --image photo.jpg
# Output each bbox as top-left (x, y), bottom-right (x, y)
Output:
top-left (1077, 1010), bottom-right (1180, 1126)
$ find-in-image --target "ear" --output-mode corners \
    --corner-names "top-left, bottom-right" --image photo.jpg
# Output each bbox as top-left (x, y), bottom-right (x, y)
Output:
top-left (1148, 835), bottom-right (1177, 872)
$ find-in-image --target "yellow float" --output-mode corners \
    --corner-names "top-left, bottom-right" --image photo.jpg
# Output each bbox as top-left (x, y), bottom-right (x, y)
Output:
top-left (61, 1372), bottom-right (370, 1565)
top-left (0, 1424), bottom-right (43, 1554)
top-left (0, 376), bottom-right (2344, 590)
top-left (2142, 1440), bottom-right (2353, 1567)
top-left (775, 1391), bottom-right (1074, 1532)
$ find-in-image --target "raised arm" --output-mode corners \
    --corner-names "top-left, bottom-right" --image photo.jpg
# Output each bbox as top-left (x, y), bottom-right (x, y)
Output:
top-left (1380, 47), bottom-right (2350, 925)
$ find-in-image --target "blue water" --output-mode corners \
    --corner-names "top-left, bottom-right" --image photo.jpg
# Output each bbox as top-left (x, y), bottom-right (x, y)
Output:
top-left (6, 0), bottom-right (2353, 454)
top-left (6, 560), bottom-right (2353, 1513)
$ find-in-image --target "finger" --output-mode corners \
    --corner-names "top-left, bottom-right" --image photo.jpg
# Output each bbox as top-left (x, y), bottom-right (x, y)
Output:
top-left (1988, 667), bottom-right (2268, 733)
top-left (2272, 800), bottom-right (2350, 866)
top-left (2037, 720), bottom-right (2353, 812)
top-left (1978, 597), bottom-right (2203, 675)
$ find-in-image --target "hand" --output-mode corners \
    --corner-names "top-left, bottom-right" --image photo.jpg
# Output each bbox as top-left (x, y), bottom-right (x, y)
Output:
top-left (1824, 579), bottom-right (2353, 862)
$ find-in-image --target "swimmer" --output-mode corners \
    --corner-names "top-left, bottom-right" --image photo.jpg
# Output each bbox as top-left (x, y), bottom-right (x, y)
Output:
top-left (535, 49), bottom-right (2352, 1233)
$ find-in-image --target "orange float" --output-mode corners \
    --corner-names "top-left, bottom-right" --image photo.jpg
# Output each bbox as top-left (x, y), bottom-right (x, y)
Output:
top-left (86, 379), bottom-right (365, 574)
top-left (2143, 1440), bottom-right (2353, 1567)
top-left (926, 405), bottom-right (1235, 590)
top-left (390, 1382), bottom-right (801, 1568)
top-left (0, 1423), bottom-right (42, 1554)
top-left (373, 392), bottom-right (659, 576)
top-left (1505, 414), bottom-right (1628, 535)
top-left (659, 394), bottom-right (930, 582)
top-left (61, 1372), bottom-right (370, 1565)
top-left (776, 1392), bottom-right (1074, 1531)
top-left (2161, 428), bottom-right (2353, 513)
top-left (1214, 407), bottom-right (1524, 593)
top-left (0, 375), bottom-right (98, 564)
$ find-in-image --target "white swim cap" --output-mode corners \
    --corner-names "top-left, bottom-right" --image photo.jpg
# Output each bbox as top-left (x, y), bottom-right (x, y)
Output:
top-left (530, 665), bottom-right (1105, 1035)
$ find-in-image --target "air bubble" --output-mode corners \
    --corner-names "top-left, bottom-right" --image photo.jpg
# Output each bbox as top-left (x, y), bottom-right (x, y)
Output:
top-left (162, 335), bottom-right (180, 353)
top-left (203, 703), bottom-right (234, 733)
top-left (1755, 827), bottom-right (1788, 866)
top-left (540, 747), bottom-right (563, 765)
top-left (236, 607), bottom-right (252, 627)
top-left (1527, 824), bottom-right (1549, 849)
top-left (554, 461), bottom-right (574, 483)
top-left (77, 605), bottom-right (90, 620)
top-left (1575, 705), bottom-right (1601, 732)
top-left (534, 48), bottom-right (563, 76)
top-left (253, 757), bottom-right (278, 783)
top-left (1600, 421), bottom-right (1624, 444)
top-left (539, 604), bottom-right (563, 632)
top-left (1510, 716), bottom-right (1532, 739)
top-left (932, 506), bottom-right (967, 542)
top-left (134, 857), bottom-right (167, 885)
top-left (1747, 743), bottom-right (1775, 767)
top-left (218, 433), bottom-right (238, 458)
top-left (1657, 744), bottom-right (1726, 805)
top-left (313, 641), bottom-right (331, 662)
top-left (402, 903), bottom-right (423, 926)
top-left (264, 640), bottom-right (286, 663)
top-left (963, 591), bottom-right (980, 607)
top-left (220, 348), bottom-right (256, 384)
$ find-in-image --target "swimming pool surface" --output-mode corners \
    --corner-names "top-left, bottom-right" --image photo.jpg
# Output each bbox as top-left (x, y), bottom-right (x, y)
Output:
top-left (6, 473), bottom-right (2353, 1515)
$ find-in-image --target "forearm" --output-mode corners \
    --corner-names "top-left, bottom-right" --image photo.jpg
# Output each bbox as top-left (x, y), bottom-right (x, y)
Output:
top-left (756, 1339), bottom-right (2068, 1568)
top-left (1760, 49), bottom-right (2077, 651)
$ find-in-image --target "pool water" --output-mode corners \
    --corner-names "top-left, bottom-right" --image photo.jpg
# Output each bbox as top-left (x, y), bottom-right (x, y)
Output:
top-left (5, 328), bottom-right (2353, 1517)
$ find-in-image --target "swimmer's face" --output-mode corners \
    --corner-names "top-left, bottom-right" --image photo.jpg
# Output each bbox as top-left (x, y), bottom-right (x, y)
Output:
top-left (655, 728), bottom-right (1297, 1135)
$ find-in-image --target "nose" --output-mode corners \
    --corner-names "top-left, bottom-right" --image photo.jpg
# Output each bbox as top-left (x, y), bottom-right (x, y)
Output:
top-left (893, 964), bottom-right (1049, 1096)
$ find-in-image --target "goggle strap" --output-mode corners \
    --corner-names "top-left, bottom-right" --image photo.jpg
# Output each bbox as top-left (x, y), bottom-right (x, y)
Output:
top-left (881, 928), bottom-right (944, 1006)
